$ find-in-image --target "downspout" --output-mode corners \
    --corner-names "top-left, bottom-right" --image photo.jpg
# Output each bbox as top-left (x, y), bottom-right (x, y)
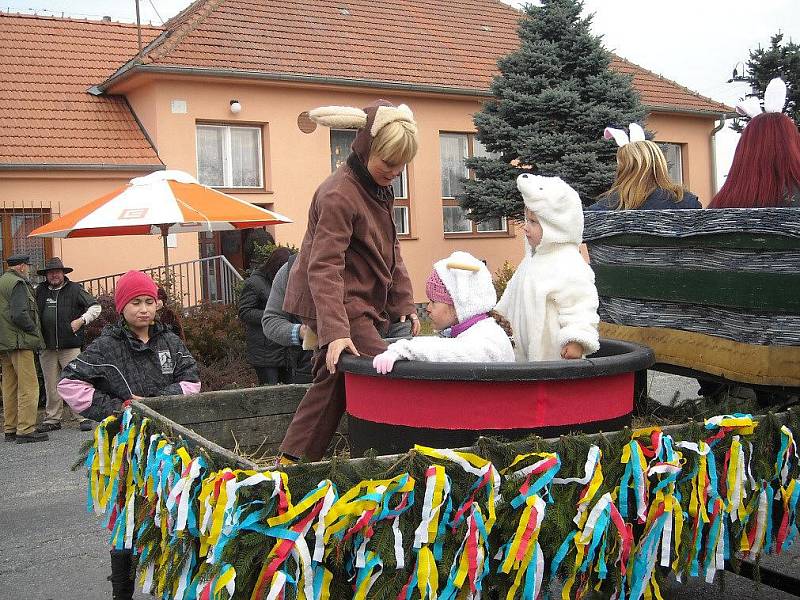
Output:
top-left (709, 114), bottom-right (727, 197)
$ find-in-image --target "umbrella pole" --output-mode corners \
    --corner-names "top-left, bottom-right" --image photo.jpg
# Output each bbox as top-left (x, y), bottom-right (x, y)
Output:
top-left (160, 224), bottom-right (171, 269)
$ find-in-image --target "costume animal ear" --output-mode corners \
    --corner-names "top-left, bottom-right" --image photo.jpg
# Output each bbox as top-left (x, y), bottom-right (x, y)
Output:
top-left (370, 103), bottom-right (417, 136)
top-left (604, 127), bottom-right (629, 147)
top-left (735, 97), bottom-right (762, 119)
top-left (628, 123), bottom-right (646, 142)
top-left (764, 77), bottom-right (787, 113)
top-left (308, 106), bottom-right (367, 129)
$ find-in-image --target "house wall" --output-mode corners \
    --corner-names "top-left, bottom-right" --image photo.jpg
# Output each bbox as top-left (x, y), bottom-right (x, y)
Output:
top-left (647, 113), bottom-right (716, 206)
top-left (0, 77), bottom-right (720, 301)
top-left (0, 171), bottom-right (196, 280)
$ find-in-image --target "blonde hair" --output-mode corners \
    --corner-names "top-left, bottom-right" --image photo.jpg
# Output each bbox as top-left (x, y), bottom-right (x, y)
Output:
top-left (370, 120), bottom-right (419, 166)
top-left (602, 140), bottom-right (685, 210)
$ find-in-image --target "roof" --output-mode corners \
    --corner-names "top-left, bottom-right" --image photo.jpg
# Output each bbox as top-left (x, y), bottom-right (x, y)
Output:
top-left (0, 14), bottom-right (163, 168)
top-left (111, 0), bottom-right (731, 115)
top-left (0, 3), bottom-right (732, 169)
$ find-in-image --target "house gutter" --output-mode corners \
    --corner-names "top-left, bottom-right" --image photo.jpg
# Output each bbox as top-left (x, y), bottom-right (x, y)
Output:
top-left (0, 163), bottom-right (165, 172)
top-left (709, 114), bottom-right (729, 195)
top-left (90, 64), bottom-right (494, 98)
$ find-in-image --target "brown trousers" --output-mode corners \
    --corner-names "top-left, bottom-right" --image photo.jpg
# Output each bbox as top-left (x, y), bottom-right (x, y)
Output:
top-left (279, 316), bottom-right (389, 461)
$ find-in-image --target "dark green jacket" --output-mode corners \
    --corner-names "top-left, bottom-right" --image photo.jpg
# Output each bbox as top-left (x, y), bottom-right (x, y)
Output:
top-left (0, 269), bottom-right (45, 352)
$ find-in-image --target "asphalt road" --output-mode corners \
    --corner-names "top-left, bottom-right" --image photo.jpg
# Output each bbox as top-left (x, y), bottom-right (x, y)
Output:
top-left (1, 387), bottom-right (797, 600)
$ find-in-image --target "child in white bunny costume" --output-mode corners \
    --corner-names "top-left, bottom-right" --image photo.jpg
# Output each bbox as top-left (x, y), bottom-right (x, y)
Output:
top-left (496, 174), bottom-right (600, 361)
top-left (372, 251), bottom-right (515, 373)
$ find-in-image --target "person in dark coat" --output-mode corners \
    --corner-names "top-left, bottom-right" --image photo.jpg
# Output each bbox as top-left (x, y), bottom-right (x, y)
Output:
top-left (261, 253), bottom-right (313, 383)
top-left (0, 254), bottom-right (47, 443)
top-left (586, 129), bottom-right (701, 211)
top-left (35, 257), bottom-right (100, 432)
top-left (238, 247), bottom-right (293, 385)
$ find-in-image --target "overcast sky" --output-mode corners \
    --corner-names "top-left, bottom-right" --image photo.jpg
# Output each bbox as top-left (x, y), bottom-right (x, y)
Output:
top-left (4, 0), bottom-right (797, 186)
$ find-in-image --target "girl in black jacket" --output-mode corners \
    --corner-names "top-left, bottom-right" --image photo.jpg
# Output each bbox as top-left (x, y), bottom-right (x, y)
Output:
top-left (58, 270), bottom-right (200, 600)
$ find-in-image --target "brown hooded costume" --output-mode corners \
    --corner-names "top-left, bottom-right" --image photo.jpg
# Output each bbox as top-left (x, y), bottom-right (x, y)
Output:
top-left (280, 100), bottom-right (416, 460)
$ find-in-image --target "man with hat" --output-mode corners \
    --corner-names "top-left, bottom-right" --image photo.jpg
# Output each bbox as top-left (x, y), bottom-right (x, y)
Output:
top-left (0, 254), bottom-right (47, 443)
top-left (35, 257), bottom-right (101, 432)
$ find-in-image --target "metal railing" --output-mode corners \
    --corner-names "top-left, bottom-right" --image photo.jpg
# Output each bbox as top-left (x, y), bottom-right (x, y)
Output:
top-left (76, 255), bottom-right (243, 308)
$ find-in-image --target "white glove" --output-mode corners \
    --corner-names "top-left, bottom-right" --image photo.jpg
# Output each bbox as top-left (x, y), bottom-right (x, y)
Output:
top-left (372, 350), bottom-right (400, 374)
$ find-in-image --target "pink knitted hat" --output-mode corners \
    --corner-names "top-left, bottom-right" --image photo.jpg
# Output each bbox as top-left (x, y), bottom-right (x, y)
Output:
top-left (425, 269), bottom-right (453, 305)
top-left (115, 270), bottom-right (158, 313)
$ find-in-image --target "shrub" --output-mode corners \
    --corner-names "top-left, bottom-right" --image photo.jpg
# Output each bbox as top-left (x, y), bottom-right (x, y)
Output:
top-left (83, 293), bottom-right (118, 346)
top-left (493, 261), bottom-right (516, 298)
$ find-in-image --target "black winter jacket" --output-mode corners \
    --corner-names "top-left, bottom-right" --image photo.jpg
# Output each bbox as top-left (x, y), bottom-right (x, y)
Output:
top-left (586, 188), bottom-right (701, 211)
top-left (60, 321), bottom-right (200, 422)
top-left (35, 278), bottom-right (98, 349)
top-left (238, 272), bottom-right (286, 367)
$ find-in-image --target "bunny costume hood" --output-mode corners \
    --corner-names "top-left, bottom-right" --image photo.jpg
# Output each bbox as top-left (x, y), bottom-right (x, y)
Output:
top-left (518, 173), bottom-right (585, 251)
top-left (496, 175), bottom-right (600, 361)
top-left (430, 251), bottom-right (497, 323)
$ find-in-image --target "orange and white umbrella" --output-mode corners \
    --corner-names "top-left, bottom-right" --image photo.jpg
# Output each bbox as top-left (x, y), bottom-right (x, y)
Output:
top-left (29, 170), bottom-right (292, 266)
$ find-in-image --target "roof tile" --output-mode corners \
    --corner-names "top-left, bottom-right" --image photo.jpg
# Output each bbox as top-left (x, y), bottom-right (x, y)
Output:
top-left (137, 0), bottom-right (729, 114)
top-left (0, 13), bottom-right (163, 166)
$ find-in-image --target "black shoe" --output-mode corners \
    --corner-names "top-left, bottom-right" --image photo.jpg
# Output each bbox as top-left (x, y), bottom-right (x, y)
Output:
top-left (80, 420), bottom-right (94, 432)
top-left (15, 431), bottom-right (49, 443)
top-left (4, 432), bottom-right (16, 442)
top-left (36, 421), bottom-right (61, 432)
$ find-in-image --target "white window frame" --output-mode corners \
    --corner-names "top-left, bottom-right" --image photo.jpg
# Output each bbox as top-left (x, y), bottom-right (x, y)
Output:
top-left (393, 205), bottom-right (410, 235)
top-left (196, 124), bottom-right (264, 188)
top-left (656, 141), bottom-right (684, 184)
top-left (440, 132), bottom-right (508, 235)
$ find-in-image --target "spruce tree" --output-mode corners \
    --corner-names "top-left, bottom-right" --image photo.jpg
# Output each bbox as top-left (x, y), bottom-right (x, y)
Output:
top-left (732, 33), bottom-right (799, 132)
top-left (461, 0), bottom-right (647, 220)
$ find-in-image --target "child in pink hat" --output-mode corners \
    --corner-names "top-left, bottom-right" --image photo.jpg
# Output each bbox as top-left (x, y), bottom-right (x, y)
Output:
top-left (372, 251), bottom-right (514, 373)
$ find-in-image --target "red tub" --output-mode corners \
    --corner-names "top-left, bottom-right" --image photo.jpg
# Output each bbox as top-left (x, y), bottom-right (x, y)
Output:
top-left (339, 339), bottom-right (654, 457)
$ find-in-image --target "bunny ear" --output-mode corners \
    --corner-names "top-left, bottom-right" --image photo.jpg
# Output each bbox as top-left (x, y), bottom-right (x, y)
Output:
top-left (308, 106), bottom-right (368, 129)
top-left (735, 96), bottom-right (762, 119)
top-left (764, 77), bottom-right (787, 113)
top-left (628, 123), bottom-right (646, 142)
top-left (604, 127), bottom-right (629, 147)
top-left (371, 103), bottom-right (417, 136)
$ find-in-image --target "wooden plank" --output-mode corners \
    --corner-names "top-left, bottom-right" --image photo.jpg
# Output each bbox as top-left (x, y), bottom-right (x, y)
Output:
top-left (599, 322), bottom-right (800, 387)
top-left (590, 233), bottom-right (800, 250)
top-left (142, 384), bottom-right (310, 424)
top-left (131, 400), bottom-right (257, 470)
top-left (593, 265), bottom-right (800, 312)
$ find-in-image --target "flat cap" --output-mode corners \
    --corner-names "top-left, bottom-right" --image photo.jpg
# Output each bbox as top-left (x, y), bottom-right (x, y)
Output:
top-left (5, 254), bottom-right (31, 266)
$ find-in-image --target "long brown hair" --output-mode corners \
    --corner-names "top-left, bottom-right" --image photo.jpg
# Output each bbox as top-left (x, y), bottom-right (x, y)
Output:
top-left (601, 140), bottom-right (685, 210)
top-left (710, 112), bottom-right (800, 208)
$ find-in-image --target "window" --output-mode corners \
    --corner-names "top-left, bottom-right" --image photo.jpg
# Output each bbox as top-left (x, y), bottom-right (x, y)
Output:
top-left (0, 208), bottom-right (51, 279)
top-left (657, 142), bottom-right (683, 184)
top-left (330, 130), bottom-right (410, 235)
top-left (440, 133), bottom-right (507, 234)
top-left (196, 124), bottom-right (264, 188)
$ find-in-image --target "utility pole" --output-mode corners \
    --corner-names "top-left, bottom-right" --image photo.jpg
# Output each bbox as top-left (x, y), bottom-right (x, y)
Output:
top-left (135, 0), bottom-right (142, 61)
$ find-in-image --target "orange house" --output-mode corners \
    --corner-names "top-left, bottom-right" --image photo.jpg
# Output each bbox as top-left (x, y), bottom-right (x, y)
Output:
top-left (0, 2), bottom-right (731, 301)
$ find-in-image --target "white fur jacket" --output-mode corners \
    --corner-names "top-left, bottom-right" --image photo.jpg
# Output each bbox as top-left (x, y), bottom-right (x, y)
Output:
top-left (496, 175), bottom-right (600, 362)
top-left (386, 317), bottom-right (515, 363)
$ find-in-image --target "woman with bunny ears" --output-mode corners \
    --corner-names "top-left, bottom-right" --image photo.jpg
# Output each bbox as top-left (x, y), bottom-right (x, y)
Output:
top-left (279, 100), bottom-right (420, 462)
top-left (710, 78), bottom-right (800, 208)
top-left (372, 251), bottom-right (515, 373)
top-left (586, 123), bottom-right (701, 211)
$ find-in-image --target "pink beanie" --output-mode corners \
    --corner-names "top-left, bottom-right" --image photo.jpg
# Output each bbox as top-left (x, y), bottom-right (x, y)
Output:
top-left (115, 270), bottom-right (158, 313)
top-left (425, 270), bottom-right (453, 305)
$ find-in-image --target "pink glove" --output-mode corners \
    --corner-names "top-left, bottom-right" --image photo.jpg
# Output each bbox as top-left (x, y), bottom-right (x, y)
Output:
top-left (372, 350), bottom-right (400, 374)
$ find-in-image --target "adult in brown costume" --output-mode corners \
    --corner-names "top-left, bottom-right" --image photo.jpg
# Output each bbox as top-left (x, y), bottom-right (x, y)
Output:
top-left (280, 100), bottom-right (420, 461)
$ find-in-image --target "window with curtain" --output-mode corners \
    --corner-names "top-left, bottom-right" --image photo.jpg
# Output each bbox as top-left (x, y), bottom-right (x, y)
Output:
top-left (656, 142), bottom-right (684, 184)
top-left (330, 130), bottom-right (411, 235)
top-left (440, 133), bottom-right (507, 234)
top-left (196, 124), bottom-right (264, 188)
